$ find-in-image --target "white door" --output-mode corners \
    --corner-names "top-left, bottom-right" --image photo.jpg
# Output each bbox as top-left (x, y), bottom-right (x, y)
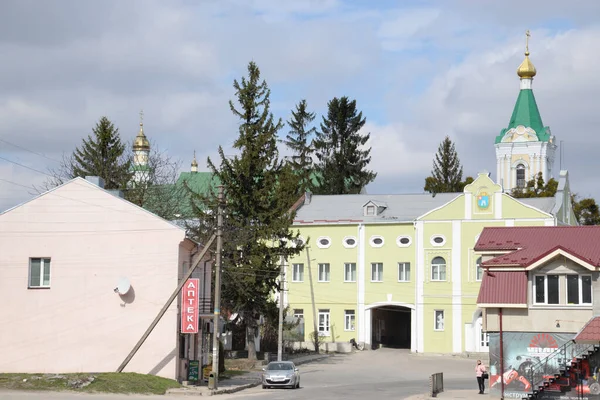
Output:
top-left (475, 316), bottom-right (489, 352)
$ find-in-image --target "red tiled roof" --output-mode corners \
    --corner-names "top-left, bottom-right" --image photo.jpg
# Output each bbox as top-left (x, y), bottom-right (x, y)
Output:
top-left (477, 271), bottom-right (528, 305)
top-left (475, 226), bottom-right (600, 268)
top-left (574, 317), bottom-right (600, 343)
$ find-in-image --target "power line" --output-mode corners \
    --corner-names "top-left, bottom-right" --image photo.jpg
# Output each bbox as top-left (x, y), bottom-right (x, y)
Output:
top-left (0, 137), bottom-right (62, 164)
top-left (0, 155), bottom-right (54, 178)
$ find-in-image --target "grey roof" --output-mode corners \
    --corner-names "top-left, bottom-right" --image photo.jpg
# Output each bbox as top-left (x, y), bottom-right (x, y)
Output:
top-left (294, 193), bottom-right (461, 224)
top-left (518, 197), bottom-right (556, 214)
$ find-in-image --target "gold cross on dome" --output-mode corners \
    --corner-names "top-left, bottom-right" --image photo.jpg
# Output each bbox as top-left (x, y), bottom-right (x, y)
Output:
top-left (525, 30), bottom-right (530, 54)
top-left (139, 109), bottom-right (144, 125)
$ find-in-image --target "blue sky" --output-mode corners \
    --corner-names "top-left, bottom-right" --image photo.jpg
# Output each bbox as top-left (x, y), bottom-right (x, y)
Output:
top-left (1, 0), bottom-right (600, 211)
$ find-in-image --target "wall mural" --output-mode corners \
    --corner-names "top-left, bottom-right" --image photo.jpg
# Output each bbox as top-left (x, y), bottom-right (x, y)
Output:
top-left (488, 332), bottom-right (600, 400)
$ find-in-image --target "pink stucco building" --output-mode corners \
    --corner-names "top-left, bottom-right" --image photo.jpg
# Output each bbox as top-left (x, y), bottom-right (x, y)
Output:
top-left (0, 177), bottom-right (212, 380)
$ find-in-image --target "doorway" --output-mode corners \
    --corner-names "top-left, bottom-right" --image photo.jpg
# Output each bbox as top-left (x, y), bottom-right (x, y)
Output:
top-left (371, 306), bottom-right (411, 349)
top-left (475, 315), bottom-right (489, 352)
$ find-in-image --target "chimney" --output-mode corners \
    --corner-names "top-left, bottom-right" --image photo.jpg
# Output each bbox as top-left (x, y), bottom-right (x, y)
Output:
top-left (85, 176), bottom-right (105, 189)
top-left (107, 190), bottom-right (125, 199)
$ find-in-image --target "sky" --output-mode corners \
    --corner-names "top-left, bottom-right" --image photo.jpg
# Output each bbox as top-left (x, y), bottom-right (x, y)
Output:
top-left (1, 0), bottom-right (600, 212)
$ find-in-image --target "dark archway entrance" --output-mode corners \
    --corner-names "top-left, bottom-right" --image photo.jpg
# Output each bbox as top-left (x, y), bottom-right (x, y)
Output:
top-left (371, 306), bottom-right (411, 349)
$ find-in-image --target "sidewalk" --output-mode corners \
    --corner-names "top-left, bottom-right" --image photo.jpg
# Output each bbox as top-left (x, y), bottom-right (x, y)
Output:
top-left (404, 390), bottom-right (493, 400)
top-left (166, 353), bottom-right (331, 396)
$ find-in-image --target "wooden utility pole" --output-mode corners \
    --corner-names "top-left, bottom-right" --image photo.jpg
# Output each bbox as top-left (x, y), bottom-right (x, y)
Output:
top-left (209, 185), bottom-right (224, 390)
top-left (306, 247), bottom-right (319, 352)
top-left (117, 233), bottom-right (216, 373)
top-left (277, 255), bottom-right (285, 361)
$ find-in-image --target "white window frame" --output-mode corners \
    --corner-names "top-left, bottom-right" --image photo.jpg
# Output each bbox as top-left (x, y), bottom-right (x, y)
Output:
top-left (370, 235), bottom-right (384, 248)
top-left (365, 205), bottom-right (376, 216)
top-left (434, 310), bottom-right (445, 331)
top-left (566, 274), bottom-right (593, 305)
top-left (396, 236), bottom-right (412, 247)
top-left (292, 263), bottom-right (304, 282)
top-left (431, 257), bottom-right (447, 281)
top-left (293, 309), bottom-right (304, 321)
top-left (398, 262), bottom-right (410, 282)
top-left (29, 257), bottom-right (51, 288)
top-left (343, 236), bottom-right (358, 249)
top-left (316, 236), bottom-right (331, 249)
top-left (318, 309), bottom-right (330, 336)
top-left (344, 262), bottom-right (356, 282)
top-left (344, 310), bottom-right (355, 331)
top-left (476, 257), bottom-right (483, 281)
top-left (318, 263), bottom-right (330, 282)
top-left (533, 274), bottom-right (560, 305)
top-left (430, 235), bottom-right (446, 247)
top-left (371, 262), bottom-right (383, 282)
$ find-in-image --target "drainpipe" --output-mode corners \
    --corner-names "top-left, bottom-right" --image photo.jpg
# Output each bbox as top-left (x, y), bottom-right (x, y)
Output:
top-left (499, 307), bottom-right (505, 400)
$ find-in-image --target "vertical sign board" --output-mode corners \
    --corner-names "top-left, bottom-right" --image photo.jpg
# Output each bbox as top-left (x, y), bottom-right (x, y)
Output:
top-left (188, 360), bottom-right (199, 382)
top-left (181, 278), bottom-right (200, 334)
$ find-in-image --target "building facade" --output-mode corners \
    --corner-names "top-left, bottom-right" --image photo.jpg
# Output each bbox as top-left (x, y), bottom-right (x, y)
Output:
top-left (0, 176), bottom-right (213, 381)
top-left (284, 171), bottom-right (575, 354)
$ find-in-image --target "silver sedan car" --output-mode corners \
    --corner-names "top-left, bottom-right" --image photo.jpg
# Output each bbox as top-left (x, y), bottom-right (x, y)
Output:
top-left (261, 361), bottom-right (300, 389)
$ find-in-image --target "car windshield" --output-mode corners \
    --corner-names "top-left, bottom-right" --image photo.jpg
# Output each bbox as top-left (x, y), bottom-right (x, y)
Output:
top-left (267, 362), bottom-right (293, 371)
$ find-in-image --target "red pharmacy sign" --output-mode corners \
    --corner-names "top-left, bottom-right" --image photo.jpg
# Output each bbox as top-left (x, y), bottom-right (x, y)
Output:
top-left (181, 278), bottom-right (200, 334)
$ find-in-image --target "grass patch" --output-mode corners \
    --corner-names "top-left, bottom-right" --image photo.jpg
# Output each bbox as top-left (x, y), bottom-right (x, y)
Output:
top-left (0, 372), bottom-right (181, 394)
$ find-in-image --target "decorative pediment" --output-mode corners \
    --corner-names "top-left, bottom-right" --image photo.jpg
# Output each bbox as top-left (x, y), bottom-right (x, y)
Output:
top-left (501, 125), bottom-right (539, 143)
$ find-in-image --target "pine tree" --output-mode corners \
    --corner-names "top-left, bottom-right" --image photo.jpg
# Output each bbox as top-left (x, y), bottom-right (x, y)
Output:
top-left (198, 61), bottom-right (303, 360)
top-left (424, 136), bottom-right (465, 193)
top-left (313, 96), bottom-right (376, 194)
top-left (72, 117), bottom-right (132, 189)
top-left (284, 99), bottom-right (316, 194)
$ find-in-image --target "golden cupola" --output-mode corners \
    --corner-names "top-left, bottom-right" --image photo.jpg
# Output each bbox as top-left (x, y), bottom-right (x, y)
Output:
top-left (517, 30), bottom-right (537, 79)
top-left (133, 120), bottom-right (150, 152)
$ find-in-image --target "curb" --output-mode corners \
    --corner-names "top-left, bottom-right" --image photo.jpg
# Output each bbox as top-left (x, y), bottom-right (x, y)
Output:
top-left (166, 354), bottom-right (331, 396)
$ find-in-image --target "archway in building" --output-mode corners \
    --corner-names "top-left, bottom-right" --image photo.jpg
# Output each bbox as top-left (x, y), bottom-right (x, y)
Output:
top-left (371, 306), bottom-right (411, 349)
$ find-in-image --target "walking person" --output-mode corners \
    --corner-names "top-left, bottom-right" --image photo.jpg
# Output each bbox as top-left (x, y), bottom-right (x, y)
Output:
top-left (475, 359), bottom-right (488, 394)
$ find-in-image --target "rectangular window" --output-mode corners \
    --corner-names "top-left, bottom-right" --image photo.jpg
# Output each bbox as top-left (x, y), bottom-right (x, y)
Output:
top-left (434, 310), bottom-right (445, 331)
top-left (318, 263), bottom-right (330, 282)
top-left (293, 309), bottom-right (304, 321)
top-left (431, 265), bottom-right (446, 281)
top-left (567, 275), bottom-right (593, 305)
top-left (344, 310), bottom-right (355, 331)
top-left (533, 274), bottom-right (559, 305)
top-left (344, 263), bottom-right (356, 282)
top-left (366, 205), bottom-right (375, 216)
top-left (475, 258), bottom-right (483, 281)
top-left (371, 263), bottom-right (383, 282)
top-left (29, 258), bottom-right (51, 288)
top-left (318, 309), bottom-right (330, 335)
top-left (292, 263), bottom-right (304, 282)
top-left (398, 262), bottom-right (410, 282)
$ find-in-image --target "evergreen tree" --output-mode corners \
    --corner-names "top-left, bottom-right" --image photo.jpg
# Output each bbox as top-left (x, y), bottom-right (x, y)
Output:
top-left (284, 99), bottom-right (316, 194)
top-left (72, 117), bottom-right (132, 189)
top-left (572, 195), bottom-right (600, 225)
top-left (313, 96), bottom-right (376, 194)
top-left (424, 136), bottom-right (465, 193)
top-left (194, 61), bottom-right (303, 360)
top-left (510, 172), bottom-right (558, 198)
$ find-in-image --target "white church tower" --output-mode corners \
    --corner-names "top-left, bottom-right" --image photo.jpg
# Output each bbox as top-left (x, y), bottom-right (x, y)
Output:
top-left (495, 31), bottom-right (557, 191)
top-left (132, 110), bottom-right (151, 185)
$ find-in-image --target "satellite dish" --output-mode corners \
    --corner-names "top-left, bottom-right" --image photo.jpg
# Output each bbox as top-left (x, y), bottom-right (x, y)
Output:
top-left (115, 277), bottom-right (131, 295)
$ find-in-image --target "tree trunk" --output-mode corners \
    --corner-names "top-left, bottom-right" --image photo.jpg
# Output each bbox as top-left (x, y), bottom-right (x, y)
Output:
top-left (246, 319), bottom-right (258, 360)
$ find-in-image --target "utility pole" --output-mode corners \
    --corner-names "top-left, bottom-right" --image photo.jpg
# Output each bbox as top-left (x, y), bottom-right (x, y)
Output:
top-left (209, 185), bottom-right (224, 390)
top-left (277, 255), bottom-right (285, 361)
top-left (306, 247), bottom-right (319, 353)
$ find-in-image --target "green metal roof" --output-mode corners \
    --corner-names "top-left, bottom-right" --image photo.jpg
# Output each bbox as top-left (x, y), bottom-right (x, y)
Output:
top-left (496, 89), bottom-right (551, 144)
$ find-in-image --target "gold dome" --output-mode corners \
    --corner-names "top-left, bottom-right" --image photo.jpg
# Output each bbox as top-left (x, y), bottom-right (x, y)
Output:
top-left (517, 30), bottom-right (536, 79)
top-left (133, 122), bottom-right (150, 151)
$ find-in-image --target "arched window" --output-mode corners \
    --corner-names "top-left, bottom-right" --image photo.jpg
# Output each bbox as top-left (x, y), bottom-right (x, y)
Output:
top-left (516, 164), bottom-right (526, 188)
top-left (431, 256), bottom-right (446, 281)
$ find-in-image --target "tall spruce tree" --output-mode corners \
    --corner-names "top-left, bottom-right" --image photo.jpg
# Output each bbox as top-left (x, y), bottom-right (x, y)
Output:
top-left (424, 136), bottom-right (465, 193)
top-left (284, 99), bottom-right (316, 194)
top-left (72, 117), bottom-right (132, 189)
top-left (200, 61), bottom-right (303, 360)
top-left (313, 96), bottom-right (376, 194)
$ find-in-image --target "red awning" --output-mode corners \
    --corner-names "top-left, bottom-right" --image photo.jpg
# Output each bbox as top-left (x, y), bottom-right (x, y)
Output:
top-left (574, 317), bottom-right (600, 344)
top-left (477, 271), bottom-right (527, 307)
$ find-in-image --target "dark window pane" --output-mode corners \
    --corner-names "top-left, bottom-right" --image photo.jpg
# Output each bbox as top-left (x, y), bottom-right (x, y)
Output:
top-left (535, 276), bottom-right (545, 303)
top-left (583, 276), bottom-right (592, 304)
top-left (567, 275), bottom-right (579, 304)
top-left (547, 275), bottom-right (559, 304)
top-left (400, 237), bottom-right (410, 244)
top-left (434, 237), bottom-right (444, 243)
top-left (30, 259), bottom-right (41, 287)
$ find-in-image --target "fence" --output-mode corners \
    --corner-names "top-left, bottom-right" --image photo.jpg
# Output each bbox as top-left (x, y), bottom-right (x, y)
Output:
top-left (430, 372), bottom-right (444, 397)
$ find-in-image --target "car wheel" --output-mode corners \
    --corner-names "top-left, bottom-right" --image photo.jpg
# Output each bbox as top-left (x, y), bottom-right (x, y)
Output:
top-left (262, 385), bottom-right (267, 389)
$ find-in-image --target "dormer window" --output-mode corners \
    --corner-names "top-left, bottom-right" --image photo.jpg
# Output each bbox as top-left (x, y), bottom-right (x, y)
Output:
top-left (363, 200), bottom-right (387, 217)
top-left (317, 236), bottom-right (331, 249)
top-left (366, 205), bottom-right (376, 216)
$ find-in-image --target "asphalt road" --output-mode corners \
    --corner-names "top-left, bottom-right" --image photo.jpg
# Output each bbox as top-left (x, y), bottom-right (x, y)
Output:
top-left (0, 349), bottom-right (482, 400)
